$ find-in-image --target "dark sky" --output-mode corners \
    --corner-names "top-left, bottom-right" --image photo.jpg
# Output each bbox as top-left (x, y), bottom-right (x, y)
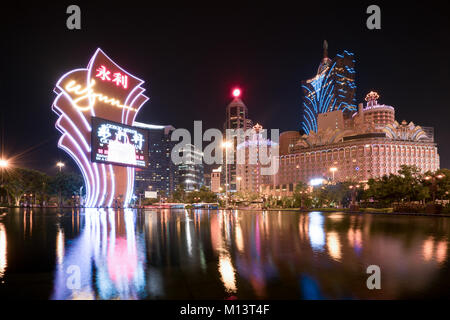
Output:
top-left (2, 1), bottom-right (450, 173)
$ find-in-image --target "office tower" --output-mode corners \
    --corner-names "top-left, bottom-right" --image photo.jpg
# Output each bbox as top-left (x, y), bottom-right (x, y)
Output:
top-left (133, 122), bottom-right (177, 197)
top-left (177, 143), bottom-right (204, 191)
top-left (223, 88), bottom-right (253, 192)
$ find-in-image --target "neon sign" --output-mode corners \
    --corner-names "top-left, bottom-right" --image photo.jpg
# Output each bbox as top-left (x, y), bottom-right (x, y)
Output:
top-left (91, 117), bottom-right (148, 168)
top-left (96, 65), bottom-right (129, 89)
top-left (52, 48), bottom-right (149, 208)
top-left (64, 80), bottom-right (137, 111)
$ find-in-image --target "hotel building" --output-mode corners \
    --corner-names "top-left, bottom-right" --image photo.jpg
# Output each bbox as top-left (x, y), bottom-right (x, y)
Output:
top-left (264, 92), bottom-right (440, 197)
top-left (236, 124), bottom-right (278, 193)
top-left (301, 40), bottom-right (357, 134)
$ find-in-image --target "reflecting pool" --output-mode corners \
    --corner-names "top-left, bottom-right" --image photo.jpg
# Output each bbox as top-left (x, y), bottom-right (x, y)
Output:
top-left (0, 208), bottom-right (449, 299)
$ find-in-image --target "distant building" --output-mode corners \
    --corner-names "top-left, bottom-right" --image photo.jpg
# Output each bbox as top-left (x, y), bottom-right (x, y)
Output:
top-left (134, 122), bottom-right (177, 197)
top-left (178, 144), bottom-right (204, 191)
top-left (266, 92), bottom-right (439, 197)
top-left (301, 40), bottom-right (357, 134)
top-left (224, 89), bottom-right (253, 192)
top-left (237, 124), bottom-right (278, 194)
top-left (211, 166), bottom-right (222, 193)
top-left (279, 131), bottom-right (300, 156)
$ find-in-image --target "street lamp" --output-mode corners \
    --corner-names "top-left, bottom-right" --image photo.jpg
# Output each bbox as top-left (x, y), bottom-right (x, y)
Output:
top-left (329, 167), bottom-right (337, 182)
top-left (0, 159), bottom-right (8, 168)
top-left (349, 184), bottom-right (360, 206)
top-left (222, 140), bottom-right (232, 208)
top-left (0, 159), bottom-right (9, 204)
top-left (56, 161), bottom-right (65, 172)
top-left (424, 173), bottom-right (445, 202)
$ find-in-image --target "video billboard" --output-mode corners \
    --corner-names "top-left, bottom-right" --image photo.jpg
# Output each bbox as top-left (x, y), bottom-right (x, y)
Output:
top-left (91, 117), bottom-right (148, 168)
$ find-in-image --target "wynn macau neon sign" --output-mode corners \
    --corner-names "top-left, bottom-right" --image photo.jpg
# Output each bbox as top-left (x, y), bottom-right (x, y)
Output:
top-left (52, 48), bottom-right (149, 208)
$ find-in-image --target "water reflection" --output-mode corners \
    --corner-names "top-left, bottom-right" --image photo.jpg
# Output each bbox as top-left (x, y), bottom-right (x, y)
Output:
top-left (309, 212), bottom-right (325, 251)
top-left (52, 209), bottom-right (146, 300)
top-left (0, 208), bottom-right (448, 299)
top-left (0, 223), bottom-right (6, 278)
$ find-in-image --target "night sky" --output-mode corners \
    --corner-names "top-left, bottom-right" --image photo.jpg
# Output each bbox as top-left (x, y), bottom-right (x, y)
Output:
top-left (3, 1), bottom-right (450, 173)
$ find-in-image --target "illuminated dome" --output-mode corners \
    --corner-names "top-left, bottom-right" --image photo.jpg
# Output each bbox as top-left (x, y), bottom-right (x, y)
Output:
top-left (365, 91), bottom-right (380, 106)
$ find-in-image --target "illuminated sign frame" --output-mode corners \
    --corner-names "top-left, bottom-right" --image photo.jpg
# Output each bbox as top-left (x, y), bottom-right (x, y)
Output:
top-left (52, 48), bottom-right (149, 208)
top-left (91, 117), bottom-right (148, 169)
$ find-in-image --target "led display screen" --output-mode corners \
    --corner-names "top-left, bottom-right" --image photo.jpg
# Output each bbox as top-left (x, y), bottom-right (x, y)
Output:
top-left (91, 117), bottom-right (148, 168)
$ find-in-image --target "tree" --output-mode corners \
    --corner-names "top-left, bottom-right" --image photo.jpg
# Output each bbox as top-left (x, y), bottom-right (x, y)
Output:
top-left (186, 186), bottom-right (218, 203)
top-left (49, 171), bottom-right (83, 206)
top-left (171, 184), bottom-right (186, 202)
top-left (2, 168), bottom-right (51, 206)
top-left (293, 181), bottom-right (308, 208)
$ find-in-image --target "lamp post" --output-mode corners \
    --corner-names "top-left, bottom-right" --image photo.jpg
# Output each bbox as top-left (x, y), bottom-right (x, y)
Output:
top-left (56, 162), bottom-right (65, 207)
top-left (329, 167), bottom-right (337, 182)
top-left (237, 176), bottom-right (242, 191)
top-left (56, 161), bottom-right (65, 172)
top-left (424, 174), bottom-right (445, 202)
top-left (222, 140), bottom-right (232, 209)
top-left (349, 184), bottom-right (360, 207)
top-left (0, 159), bottom-right (8, 204)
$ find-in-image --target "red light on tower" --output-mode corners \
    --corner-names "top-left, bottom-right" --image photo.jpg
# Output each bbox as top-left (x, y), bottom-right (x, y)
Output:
top-left (232, 88), bottom-right (241, 98)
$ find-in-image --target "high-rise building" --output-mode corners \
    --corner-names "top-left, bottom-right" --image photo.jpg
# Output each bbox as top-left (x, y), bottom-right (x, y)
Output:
top-left (301, 40), bottom-right (357, 134)
top-left (224, 88), bottom-right (253, 192)
top-left (134, 122), bottom-right (177, 197)
top-left (211, 166), bottom-right (222, 193)
top-left (178, 144), bottom-right (204, 192)
top-left (236, 124), bottom-right (278, 194)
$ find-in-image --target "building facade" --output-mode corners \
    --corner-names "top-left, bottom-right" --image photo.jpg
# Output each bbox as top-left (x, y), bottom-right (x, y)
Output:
top-left (265, 92), bottom-right (440, 197)
top-left (237, 124), bottom-right (278, 194)
top-left (177, 143), bottom-right (204, 192)
top-left (301, 40), bottom-right (357, 134)
top-left (224, 91), bottom-right (253, 192)
top-left (211, 166), bottom-right (222, 193)
top-left (134, 122), bottom-right (178, 198)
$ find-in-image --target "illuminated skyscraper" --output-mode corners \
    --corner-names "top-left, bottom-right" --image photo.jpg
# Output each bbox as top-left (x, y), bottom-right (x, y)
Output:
top-left (177, 144), bottom-right (204, 192)
top-left (224, 88), bottom-right (253, 192)
top-left (301, 40), bottom-right (357, 134)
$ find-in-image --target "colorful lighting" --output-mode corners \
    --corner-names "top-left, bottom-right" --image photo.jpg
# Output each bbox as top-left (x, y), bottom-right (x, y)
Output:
top-left (52, 48), bottom-right (148, 208)
top-left (232, 88), bottom-right (241, 98)
top-left (309, 178), bottom-right (324, 186)
top-left (0, 159), bottom-right (8, 168)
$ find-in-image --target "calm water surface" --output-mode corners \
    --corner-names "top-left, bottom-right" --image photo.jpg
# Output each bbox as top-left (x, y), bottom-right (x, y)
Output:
top-left (0, 208), bottom-right (449, 299)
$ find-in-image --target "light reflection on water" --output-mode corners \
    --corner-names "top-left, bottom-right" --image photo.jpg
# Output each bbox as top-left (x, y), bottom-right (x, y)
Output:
top-left (0, 208), bottom-right (449, 299)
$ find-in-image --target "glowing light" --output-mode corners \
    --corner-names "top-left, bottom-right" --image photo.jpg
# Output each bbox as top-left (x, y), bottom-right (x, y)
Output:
top-left (222, 140), bottom-right (233, 148)
top-left (64, 80), bottom-right (137, 112)
top-left (365, 91), bottom-right (379, 102)
top-left (309, 178), bottom-right (324, 186)
top-left (52, 48), bottom-right (148, 208)
top-left (0, 159), bottom-right (8, 168)
top-left (327, 232), bottom-right (341, 261)
top-left (218, 253), bottom-right (237, 293)
top-left (232, 88), bottom-right (241, 98)
top-left (422, 237), bottom-right (433, 261)
top-left (56, 161), bottom-right (65, 170)
top-left (0, 223), bottom-right (6, 278)
top-left (56, 227), bottom-right (65, 265)
top-left (308, 212), bottom-right (325, 251)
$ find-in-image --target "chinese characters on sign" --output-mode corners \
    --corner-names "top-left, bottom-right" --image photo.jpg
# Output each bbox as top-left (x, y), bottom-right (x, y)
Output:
top-left (96, 65), bottom-right (129, 89)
